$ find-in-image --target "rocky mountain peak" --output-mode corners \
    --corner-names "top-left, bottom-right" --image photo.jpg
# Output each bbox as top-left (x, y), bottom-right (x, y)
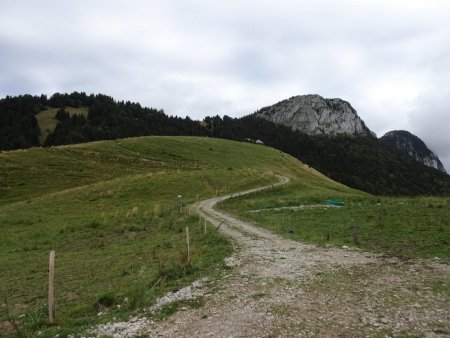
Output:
top-left (253, 94), bottom-right (373, 136)
top-left (380, 130), bottom-right (446, 173)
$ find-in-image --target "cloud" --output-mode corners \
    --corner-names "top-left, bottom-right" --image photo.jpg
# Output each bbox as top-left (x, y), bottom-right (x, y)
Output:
top-left (408, 89), bottom-right (450, 172)
top-left (0, 0), bottom-right (449, 168)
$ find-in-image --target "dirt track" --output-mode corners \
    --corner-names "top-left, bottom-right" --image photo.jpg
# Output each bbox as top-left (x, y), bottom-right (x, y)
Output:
top-left (93, 176), bottom-right (450, 337)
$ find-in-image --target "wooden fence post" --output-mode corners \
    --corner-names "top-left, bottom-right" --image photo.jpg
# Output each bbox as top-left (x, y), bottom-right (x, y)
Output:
top-left (48, 250), bottom-right (55, 324)
top-left (177, 195), bottom-right (182, 214)
top-left (186, 227), bottom-right (190, 263)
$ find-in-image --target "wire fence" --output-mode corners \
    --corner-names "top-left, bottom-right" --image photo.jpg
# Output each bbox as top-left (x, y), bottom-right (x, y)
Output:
top-left (0, 220), bottom-right (212, 326)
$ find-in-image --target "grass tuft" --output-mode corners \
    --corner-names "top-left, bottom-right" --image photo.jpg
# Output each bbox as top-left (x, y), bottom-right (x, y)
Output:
top-left (95, 293), bottom-right (117, 310)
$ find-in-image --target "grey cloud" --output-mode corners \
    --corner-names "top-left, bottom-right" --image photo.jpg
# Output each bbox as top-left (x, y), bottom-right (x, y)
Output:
top-left (0, 0), bottom-right (449, 169)
top-left (409, 90), bottom-right (450, 172)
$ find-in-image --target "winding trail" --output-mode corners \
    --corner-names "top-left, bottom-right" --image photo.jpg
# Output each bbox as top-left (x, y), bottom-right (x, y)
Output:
top-left (93, 175), bottom-right (450, 337)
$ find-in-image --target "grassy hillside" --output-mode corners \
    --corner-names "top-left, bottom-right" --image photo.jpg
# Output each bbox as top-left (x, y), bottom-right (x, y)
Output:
top-left (35, 107), bottom-right (88, 144)
top-left (3, 92), bottom-right (449, 196)
top-left (0, 136), bottom-right (353, 337)
top-left (221, 182), bottom-right (450, 259)
top-left (2, 136), bottom-right (447, 337)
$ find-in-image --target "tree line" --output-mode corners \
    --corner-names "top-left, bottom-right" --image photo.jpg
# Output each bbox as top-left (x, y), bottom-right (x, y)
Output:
top-left (44, 94), bottom-right (207, 146)
top-left (206, 114), bottom-right (450, 196)
top-left (0, 94), bottom-right (44, 150)
top-left (1, 92), bottom-right (449, 196)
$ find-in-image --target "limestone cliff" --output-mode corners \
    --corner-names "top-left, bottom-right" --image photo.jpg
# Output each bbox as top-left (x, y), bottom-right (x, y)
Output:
top-left (253, 94), bottom-right (373, 136)
top-left (380, 130), bottom-right (446, 173)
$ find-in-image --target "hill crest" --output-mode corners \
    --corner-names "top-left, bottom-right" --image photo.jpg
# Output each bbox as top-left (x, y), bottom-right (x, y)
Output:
top-left (2, 92), bottom-right (449, 196)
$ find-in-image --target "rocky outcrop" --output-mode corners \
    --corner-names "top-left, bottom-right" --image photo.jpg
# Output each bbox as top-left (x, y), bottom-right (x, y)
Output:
top-left (380, 130), bottom-right (446, 173)
top-left (253, 94), bottom-right (373, 136)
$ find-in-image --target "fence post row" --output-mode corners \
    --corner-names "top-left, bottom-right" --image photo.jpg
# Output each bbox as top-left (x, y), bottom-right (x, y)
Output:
top-left (43, 221), bottom-right (202, 325)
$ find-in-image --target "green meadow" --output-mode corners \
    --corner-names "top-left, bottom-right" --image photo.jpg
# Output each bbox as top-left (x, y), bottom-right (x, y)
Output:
top-left (1, 136), bottom-right (342, 337)
top-left (1, 136), bottom-right (448, 337)
top-left (220, 178), bottom-right (450, 259)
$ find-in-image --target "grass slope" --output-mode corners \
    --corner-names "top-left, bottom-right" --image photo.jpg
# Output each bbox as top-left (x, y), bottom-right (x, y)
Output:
top-left (35, 107), bottom-right (89, 144)
top-left (2, 136), bottom-right (447, 337)
top-left (221, 180), bottom-right (450, 259)
top-left (0, 136), bottom-right (349, 337)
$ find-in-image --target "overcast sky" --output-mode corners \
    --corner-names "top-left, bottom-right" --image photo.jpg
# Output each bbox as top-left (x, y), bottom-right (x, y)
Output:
top-left (1, 0), bottom-right (449, 170)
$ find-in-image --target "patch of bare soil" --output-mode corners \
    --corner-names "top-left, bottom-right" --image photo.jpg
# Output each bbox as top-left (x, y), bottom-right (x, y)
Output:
top-left (92, 176), bottom-right (450, 337)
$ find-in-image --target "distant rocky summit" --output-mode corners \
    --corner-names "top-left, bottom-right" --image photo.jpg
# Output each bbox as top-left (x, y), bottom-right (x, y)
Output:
top-left (253, 94), bottom-right (373, 136)
top-left (380, 130), bottom-right (446, 173)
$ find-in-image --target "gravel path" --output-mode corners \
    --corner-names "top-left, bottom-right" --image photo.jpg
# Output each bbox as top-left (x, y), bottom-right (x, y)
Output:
top-left (92, 176), bottom-right (450, 337)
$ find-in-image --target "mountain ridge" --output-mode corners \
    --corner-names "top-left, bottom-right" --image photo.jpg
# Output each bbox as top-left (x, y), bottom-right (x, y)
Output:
top-left (1, 92), bottom-right (449, 196)
top-left (253, 93), bottom-right (446, 174)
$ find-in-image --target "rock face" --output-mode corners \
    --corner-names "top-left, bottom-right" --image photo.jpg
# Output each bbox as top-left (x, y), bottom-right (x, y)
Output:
top-left (253, 94), bottom-right (373, 136)
top-left (380, 130), bottom-right (447, 173)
